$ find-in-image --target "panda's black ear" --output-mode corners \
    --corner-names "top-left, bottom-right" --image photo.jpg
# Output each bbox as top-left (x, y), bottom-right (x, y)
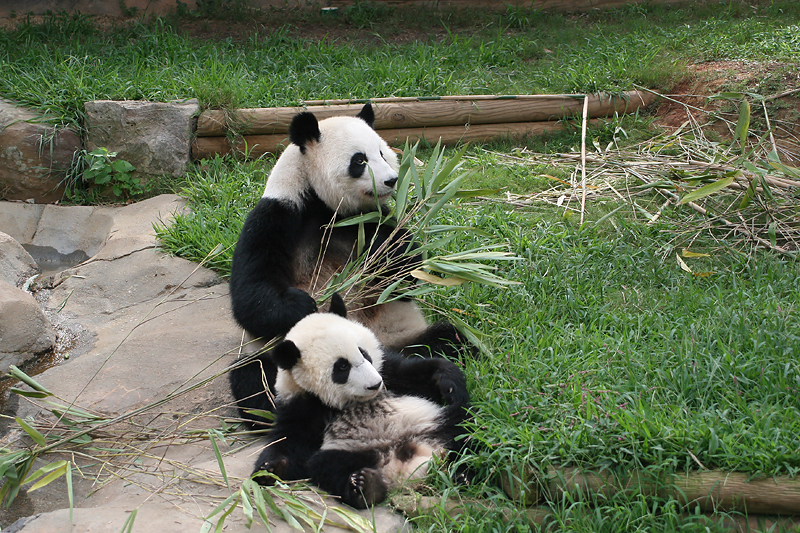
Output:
top-left (289, 112), bottom-right (321, 153)
top-left (272, 339), bottom-right (301, 370)
top-left (329, 293), bottom-right (347, 318)
top-left (356, 103), bottom-right (375, 128)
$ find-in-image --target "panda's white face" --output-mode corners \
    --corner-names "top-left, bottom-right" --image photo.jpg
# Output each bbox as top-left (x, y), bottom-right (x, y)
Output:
top-left (262, 111), bottom-right (400, 216)
top-left (308, 116), bottom-right (399, 214)
top-left (274, 312), bottom-right (386, 410)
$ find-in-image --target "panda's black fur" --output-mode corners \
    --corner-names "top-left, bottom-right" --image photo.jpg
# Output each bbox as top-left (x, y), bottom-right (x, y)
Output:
top-left (252, 294), bottom-right (471, 509)
top-left (228, 104), bottom-right (473, 426)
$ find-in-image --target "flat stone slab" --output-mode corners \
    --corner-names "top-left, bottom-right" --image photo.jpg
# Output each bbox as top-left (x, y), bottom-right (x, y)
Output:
top-left (0, 194), bottom-right (408, 532)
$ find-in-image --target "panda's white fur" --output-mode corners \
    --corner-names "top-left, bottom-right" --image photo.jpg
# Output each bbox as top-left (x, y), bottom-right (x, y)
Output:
top-left (252, 297), bottom-right (472, 508)
top-left (274, 312), bottom-right (386, 408)
top-left (276, 312), bottom-right (451, 485)
top-left (228, 104), bottom-right (474, 428)
top-left (264, 115), bottom-right (400, 214)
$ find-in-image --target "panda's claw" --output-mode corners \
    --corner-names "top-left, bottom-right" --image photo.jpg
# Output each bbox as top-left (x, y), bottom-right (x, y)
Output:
top-left (345, 468), bottom-right (388, 509)
top-left (432, 365), bottom-right (468, 406)
top-left (252, 456), bottom-right (289, 486)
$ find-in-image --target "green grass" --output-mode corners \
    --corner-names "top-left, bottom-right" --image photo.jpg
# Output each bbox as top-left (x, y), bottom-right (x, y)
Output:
top-left (4, 2), bottom-right (800, 531)
top-left (1, 1), bottom-right (799, 130)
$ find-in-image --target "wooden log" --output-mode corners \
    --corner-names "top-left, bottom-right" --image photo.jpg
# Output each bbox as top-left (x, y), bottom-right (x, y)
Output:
top-left (195, 91), bottom-right (655, 137)
top-left (328, 0), bottom-right (702, 11)
top-left (392, 493), bottom-right (800, 532)
top-left (536, 467), bottom-right (800, 516)
top-left (192, 134), bottom-right (288, 159)
top-left (191, 119), bottom-right (597, 159)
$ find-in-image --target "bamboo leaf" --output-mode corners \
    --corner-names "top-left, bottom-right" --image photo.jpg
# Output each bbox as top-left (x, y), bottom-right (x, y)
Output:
top-left (376, 277), bottom-right (405, 304)
top-left (244, 408), bottom-right (275, 422)
top-left (7, 366), bottom-right (52, 396)
top-left (66, 462), bottom-right (73, 524)
top-left (8, 388), bottom-right (50, 399)
top-left (328, 505), bottom-right (375, 532)
top-left (208, 430), bottom-right (229, 489)
top-left (201, 492), bottom-right (239, 533)
top-left (410, 269), bottom-right (467, 286)
top-left (393, 143), bottom-right (417, 220)
top-left (736, 98), bottom-right (750, 153)
top-left (430, 143), bottom-right (470, 195)
top-left (767, 150), bottom-right (800, 179)
top-left (333, 212), bottom-right (383, 227)
top-left (121, 508), bottom-right (137, 533)
top-left (15, 417), bottom-right (46, 447)
top-left (739, 177), bottom-right (757, 209)
top-left (676, 253), bottom-right (692, 273)
top-left (240, 486), bottom-right (254, 527)
top-left (27, 461), bottom-right (68, 492)
top-left (677, 175), bottom-right (735, 205)
top-left (681, 249), bottom-right (710, 258)
top-left (244, 480), bottom-right (272, 528)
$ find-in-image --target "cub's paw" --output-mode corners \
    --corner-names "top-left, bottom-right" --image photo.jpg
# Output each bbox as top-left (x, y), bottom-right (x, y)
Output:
top-left (432, 362), bottom-right (468, 406)
top-left (344, 468), bottom-right (388, 509)
top-left (252, 456), bottom-right (289, 486)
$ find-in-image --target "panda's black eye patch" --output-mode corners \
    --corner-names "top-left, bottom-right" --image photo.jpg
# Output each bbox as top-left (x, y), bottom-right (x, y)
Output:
top-left (332, 358), bottom-right (352, 384)
top-left (349, 152), bottom-right (368, 178)
top-left (359, 347), bottom-right (372, 363)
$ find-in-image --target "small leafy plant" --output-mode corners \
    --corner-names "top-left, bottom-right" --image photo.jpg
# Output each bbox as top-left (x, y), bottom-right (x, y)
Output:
top-left (65, 147), bottom-right (141, 202)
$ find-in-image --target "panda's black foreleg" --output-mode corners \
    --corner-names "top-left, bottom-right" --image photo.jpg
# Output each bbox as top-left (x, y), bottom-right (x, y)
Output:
top-left (382, 353), bottom-right (470, 407)
top-left (306, 449), bottom-right (387, 509)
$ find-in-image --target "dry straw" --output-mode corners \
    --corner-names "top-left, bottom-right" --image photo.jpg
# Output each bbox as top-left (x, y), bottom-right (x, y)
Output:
top-left (476, 88), bottom-right (800, 254)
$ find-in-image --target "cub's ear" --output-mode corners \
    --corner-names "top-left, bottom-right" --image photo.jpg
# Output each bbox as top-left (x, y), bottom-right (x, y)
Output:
top-left (329, 293), bottom-right (347, 318)
top-left (356, 103), bottom-right (375, 128)
top-left (272, 340), bottom-right (301, 370)
top-left (289, 112), bottom-right (321, 153)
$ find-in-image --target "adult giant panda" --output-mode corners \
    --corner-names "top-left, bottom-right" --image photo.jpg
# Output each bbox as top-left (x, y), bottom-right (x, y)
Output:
top-left (229, 104), bottom-right (472, 425)
top-left (251, 294), bottom-right (472, 509)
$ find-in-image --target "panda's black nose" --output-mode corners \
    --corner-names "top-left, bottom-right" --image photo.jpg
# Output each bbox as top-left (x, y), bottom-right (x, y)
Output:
top-left (367, 381), bottom-right (382, 391)
top-left (384, 177), bottom-right (398, 188)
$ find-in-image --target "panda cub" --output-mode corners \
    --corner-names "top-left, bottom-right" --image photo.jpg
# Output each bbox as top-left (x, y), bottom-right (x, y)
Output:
top-left (253, 294), bottom-right (471, 509)
top-left (229, 104), bottom-right (473, 425)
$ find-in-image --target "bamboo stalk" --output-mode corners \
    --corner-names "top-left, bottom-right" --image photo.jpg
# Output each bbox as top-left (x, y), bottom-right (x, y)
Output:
top-left (195, 91), bottom-right (655, 137)
top-left (509, 466), bottom-right (800, 515)
top-left (580, 95), bottom-right (589, 224)
top-left (191, 120), bottom-right (603, 159)
top-left (393, 492), bottom-right (800, 531)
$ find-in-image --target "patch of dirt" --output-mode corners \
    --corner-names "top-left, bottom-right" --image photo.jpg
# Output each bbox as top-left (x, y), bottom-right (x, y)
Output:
top-left (653, 60), bottom-right (800, 162)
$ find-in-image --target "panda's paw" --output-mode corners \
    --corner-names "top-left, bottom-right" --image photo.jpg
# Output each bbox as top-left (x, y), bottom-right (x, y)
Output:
top-left (345, 468), bottom-right (388, 509)
top-left (432, 363), bottom-right (469, 406)
top-left (252, 456), bottom-right (289, 486)
top-left (281, 287), bottom-right (318, 323)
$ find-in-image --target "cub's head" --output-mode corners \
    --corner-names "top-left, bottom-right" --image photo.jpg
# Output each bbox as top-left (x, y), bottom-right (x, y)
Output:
top-left (271, 294), bottom-right (386, 409)
top-left (288, 104), bottom-right (399, 215)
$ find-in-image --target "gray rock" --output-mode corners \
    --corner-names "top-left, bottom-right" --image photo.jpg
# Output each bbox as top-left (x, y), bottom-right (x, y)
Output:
top-left (0, 231), bottom-right (39, 286)
top-left (84, 100), bottom-right (199, 178)
top-left (0, 202), bottom-right (44, 243)
top-left (0, 99), bottom-right (80, 203)
top-left (0, 194), bottom-right (408, 533)
top-left (0, 279), bottom-right (55, 373)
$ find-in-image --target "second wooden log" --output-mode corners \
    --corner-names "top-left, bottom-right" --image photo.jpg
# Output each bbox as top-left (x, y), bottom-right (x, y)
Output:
top-left (196, 91), bottom-right (655, 137)
top-left (191, 119), bottom-right (598, 159)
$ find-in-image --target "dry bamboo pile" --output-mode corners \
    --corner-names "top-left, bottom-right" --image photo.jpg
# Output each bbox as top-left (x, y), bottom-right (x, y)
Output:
top-left (191, 91), bottom-right (657, 159)
top-left (470, 90), bottom-right (800, 253)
